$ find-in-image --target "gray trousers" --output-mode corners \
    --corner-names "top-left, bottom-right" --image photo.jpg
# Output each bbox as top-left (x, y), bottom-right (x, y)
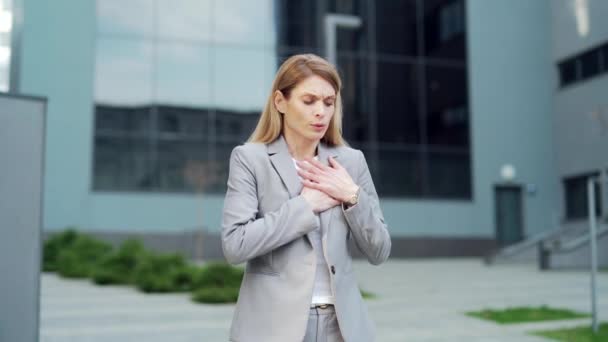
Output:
top-left (303, 305), bottom-right (345, 342)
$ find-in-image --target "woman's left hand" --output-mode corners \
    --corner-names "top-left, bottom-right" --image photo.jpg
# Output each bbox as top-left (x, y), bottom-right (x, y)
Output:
top-left (296, 156), bottom-right (359, 203)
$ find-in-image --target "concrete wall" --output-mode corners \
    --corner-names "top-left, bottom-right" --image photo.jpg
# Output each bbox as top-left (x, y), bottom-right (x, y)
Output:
top-left (552, 0), bottom-right (608, 60)
top-left (551, 0), bottom-right (608, 223)
top-left (467, 0), bottom-right (559, 239)
top-left (0, 94), bottom-right (46, 342)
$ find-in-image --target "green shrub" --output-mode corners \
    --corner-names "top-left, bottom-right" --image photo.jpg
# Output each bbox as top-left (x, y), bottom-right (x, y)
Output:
top-left (194, 262), bottom-right (244, 289)
top-left (92, 239), bottom-right (146, 285)
top-left (43, 228), bottom-right (80, 272)
top-left (56, 235), bottom-right (113, 278)
top-left (133, 253), bottom-right (188, 293)
top-left (188, 263), bottom-right (243, 304)
top-left (192, 286), bottom-right (239, 304)
top-left (171, 265), bottom-right (201, 292)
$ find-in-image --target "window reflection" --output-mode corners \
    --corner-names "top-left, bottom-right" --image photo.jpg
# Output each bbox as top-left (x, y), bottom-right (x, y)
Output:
top-left (425, 63), bottom-right (469, 147)
top-left (423, 0), bottom-right (466, 60)
top-left (92, 0), bottom-right (471, 198)
top-left (375, 0), bottom-right (418, 56)
top-left (376, 146), bottom-right (424, 197)
top-left (96, 0), bottom-right (154, 38)
top-left (276, 0), bottom-right (319, 49)
top-left (376, 60), bottom-right (421, 144)
top-left (157, 0), bottom-right (212, 42)
top-left (156, 42), bottom-right (212, 107)
top-left (213, 47), bottom-right (274, 112)
top-left (338, 55), bottom-right (371, 143)
top-left (427, 149), bottom-right (471, 198)
top-left (95, 38), bottom-right (154, 105)
top-left (214, 0), bottom-right (276, 46)
top-left (93, 136), bottom-right (153, 191)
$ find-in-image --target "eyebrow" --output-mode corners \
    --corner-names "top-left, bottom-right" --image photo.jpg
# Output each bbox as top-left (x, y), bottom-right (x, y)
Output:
top-left (301, 92), bottom-right (336, 100)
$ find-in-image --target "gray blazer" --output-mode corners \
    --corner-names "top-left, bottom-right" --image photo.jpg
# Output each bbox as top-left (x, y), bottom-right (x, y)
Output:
top-left (222, 135), bottom-right (391, 342)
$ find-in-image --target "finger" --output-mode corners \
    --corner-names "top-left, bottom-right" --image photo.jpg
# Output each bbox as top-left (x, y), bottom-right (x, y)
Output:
top-left (307, 157), bottom-right (330, 172)
top-left (297, 169), bottom-right (322, 183)
top-left (328, 156), bottom-right (343, 170)
top-left (302, 178), bottom-right (324, 191)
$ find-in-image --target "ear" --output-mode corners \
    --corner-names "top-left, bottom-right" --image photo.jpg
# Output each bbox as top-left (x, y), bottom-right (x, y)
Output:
top-left (274, 90), bottom-right (287, 114)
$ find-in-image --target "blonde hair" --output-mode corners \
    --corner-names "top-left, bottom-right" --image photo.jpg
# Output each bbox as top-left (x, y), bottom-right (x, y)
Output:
top-left (248, 54), bottom-right (345, 146)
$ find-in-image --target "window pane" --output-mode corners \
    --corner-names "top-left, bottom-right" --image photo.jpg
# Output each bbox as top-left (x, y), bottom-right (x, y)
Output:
top-left (328, 0), bottom-right (369, 53)
top-left (376, 60), bottom-right (421, 144)
top-left (565, 173), bottom-right (602, 219)
top-left (338, 55), bottom-right (372, 143)
top-left (157, 106), bottom-right (208, 138)
top-left (375, 0), bottom-right (418, 56)
top-left (276, 0), bottom-right (319, 49)
top-left (156, 42), bottom-right (212, 107)
top-left (602, 44), bottom-right (608, 72)
top-left (96, 0), bottom-right (154, 38)
top-left (157, 0), bottom-right (212, 42)
top-left (93, 136), bottom-right (153, 191)
top-left (580, 48), bottom-right (600, 80)
top-left (95, 38), bottom-right (154, 106)
top-left (156, 141), bottom-right (212, 192)
top-left (376, 146), bottom-right (424, 197)
top-left (95, 105), bottom-right (150, 135)
top-left (212, 140), bottom-right (242, 193)
top-left (213, 0), bottom-right (276, 47)
top-left (215, 109), bottom-right (259, 143)
top-left (423, 0), bottom-right (466, 60)
top-left (427, 149), bottom-right (471, 198)
top-left (558, 59), bottom-right (578, 86)
top-left (212, 47), bottom-right (274, 112)
top-left (425, 63), bottom-right (469, 146)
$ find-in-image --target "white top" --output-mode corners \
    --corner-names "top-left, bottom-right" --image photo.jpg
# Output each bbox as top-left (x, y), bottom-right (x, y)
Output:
top-left (292, 157), bottom-right (335, 305)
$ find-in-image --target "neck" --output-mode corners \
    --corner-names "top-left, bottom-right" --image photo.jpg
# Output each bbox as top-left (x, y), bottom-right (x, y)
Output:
top-left (283, 128), bottom-right (319, 160)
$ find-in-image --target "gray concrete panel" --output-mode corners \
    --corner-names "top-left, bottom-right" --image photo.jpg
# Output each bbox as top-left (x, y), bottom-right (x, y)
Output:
top-left (0, 93), bottom-right (46, 342)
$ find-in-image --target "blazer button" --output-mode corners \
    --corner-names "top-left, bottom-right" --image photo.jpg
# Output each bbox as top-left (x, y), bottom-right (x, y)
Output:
top-left (330, 265), bottom-right (336, 275)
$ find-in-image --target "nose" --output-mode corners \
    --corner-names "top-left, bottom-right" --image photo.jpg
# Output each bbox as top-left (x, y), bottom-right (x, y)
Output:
top-left (314, 102), bottom-right (324, 118)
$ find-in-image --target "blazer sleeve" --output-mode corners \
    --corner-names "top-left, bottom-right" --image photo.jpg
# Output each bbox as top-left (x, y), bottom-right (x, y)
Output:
top-left (342, 150), bottom-right (391, 265)
top-left (221, 145), bottom-right (320, 265)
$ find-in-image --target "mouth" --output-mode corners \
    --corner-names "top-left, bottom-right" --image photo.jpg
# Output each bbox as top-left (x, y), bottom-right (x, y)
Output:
top-left (311, 123), bottom-right (326, 132)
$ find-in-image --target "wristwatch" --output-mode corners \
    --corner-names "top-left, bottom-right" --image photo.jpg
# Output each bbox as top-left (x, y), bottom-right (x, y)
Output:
top-left (344, 187), bottom-right (360, 207)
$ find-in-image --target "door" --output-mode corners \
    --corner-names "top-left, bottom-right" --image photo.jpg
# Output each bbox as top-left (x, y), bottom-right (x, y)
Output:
top-left (494, 185), bottom-right (524, 247)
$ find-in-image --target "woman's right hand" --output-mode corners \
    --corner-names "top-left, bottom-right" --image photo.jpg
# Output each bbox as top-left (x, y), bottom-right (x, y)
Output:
top-left (301, 186), bottom-right (340, 213)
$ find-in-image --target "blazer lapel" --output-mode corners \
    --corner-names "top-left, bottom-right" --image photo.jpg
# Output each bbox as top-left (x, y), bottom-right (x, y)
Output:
top-left (317, 141), bottom-right (339, 239)
top-left (267, 136), bottom-right (340, 239)
top-left (267, 135), bottom-right (301, 198)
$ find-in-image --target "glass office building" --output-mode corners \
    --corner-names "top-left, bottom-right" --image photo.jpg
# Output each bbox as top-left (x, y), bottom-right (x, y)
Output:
top-left (92, 0), bottom-right (470, 200)
top-left (6, 0), bottom-right (573, 258)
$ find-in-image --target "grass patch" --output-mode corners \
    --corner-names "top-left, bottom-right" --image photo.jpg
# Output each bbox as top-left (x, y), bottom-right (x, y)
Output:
top-left (533, 322), bottom-right (608, 341)
top-left (360, 289), bottom-right (376, 299)
top-left (466, 306), bottom-right (589, 324)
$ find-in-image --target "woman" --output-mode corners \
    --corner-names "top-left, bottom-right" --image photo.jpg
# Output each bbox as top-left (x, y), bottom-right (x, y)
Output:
top-left (222, 54), bottom-right (391, 342)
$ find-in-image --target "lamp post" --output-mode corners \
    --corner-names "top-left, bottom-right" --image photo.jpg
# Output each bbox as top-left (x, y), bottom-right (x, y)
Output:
top-left (587, 176), bottom-right (599, 334)
top-left (500, 164), bottom-right (516, 182)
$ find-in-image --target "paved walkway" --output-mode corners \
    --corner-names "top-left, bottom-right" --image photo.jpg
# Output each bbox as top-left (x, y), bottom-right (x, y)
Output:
top-left (40, 259), bottom-right (608, 341)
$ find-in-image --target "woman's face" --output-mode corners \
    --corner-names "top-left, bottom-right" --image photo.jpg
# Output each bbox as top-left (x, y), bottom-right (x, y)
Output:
top-left (275, 75), bottom-right (336, 143)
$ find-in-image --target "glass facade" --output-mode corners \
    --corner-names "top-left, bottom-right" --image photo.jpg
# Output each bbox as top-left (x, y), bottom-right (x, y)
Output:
top-left (0, 0), bottom-right (12, 92)
top-left (93, 0), bottom-right (470, 199)
top-left (564, 172), bottom-right (602, 220)
top-left (558, 40), bottom-right (608, 87)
